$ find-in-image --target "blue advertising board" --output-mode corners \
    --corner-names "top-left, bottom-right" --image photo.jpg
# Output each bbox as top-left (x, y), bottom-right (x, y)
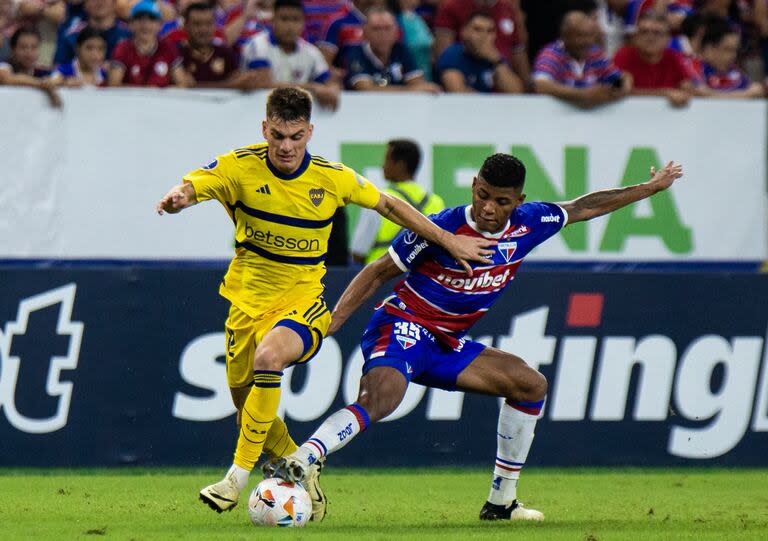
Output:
top-left (0, 267), bottom-right (766, 467)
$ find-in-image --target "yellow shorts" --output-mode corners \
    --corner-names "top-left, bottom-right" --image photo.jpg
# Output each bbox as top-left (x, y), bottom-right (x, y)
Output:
top-left (224, 294), bottom-right (331, 388)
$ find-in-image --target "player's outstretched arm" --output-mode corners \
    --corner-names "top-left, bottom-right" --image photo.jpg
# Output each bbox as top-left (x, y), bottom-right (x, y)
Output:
top-left (559, 161), bottom-right (683, 224)
top-left (374, 192), bottom-right (496, 275)
top-left (156, 182), bottom-right (199, 215)
top-left (327, 253), bottom-right (404, 336)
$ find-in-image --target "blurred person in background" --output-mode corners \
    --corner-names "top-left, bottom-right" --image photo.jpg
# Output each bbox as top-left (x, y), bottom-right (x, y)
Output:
top-left (435, 11), bottom-right (523, 93)
top-left (54, 0), bottom-right (130, 64)
top-left (51, 24), bottom-right (106, 84)
top-left (303, 0), bottom-right (344, 43)
top-left (108, 0), bottom-right (187, 86)
top-left (387, 0), bottom-right (433, 80)
top-left (433, 0), bottom-right (530, 86)
top-left (533, 10), bottom-right (632, 106)
top-left (351, 139), bottom-right (445, 265)
top-left (341, 7), bottom-right (439, 91)
top-left (521, 0), bottom-right (601, 64)
top-left (1, 0), bottom-right (14, 61)
top-left (179, 1), bottom-right (244, 87)
top-left (241, 0), bottom-right (340, 108)
top-left (317, 0), bottom-right (383, 66)
top-left (115, 0), bottom-right (176, 22)
top-left (694, 16), bottom-right (764, 97)
top-left (613, 12), bottom-right (700, 106)
top-left (222, 0), bottom-right (272, 49)
top-left (12, 0), bottom-right (66, 64)
top-left (0, 26), bottom-right (62, 105)
top-left (159, 0), bottom-right (228, 47)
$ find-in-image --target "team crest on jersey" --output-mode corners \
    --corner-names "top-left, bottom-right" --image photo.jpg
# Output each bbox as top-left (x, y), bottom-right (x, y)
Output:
top-left (203, 159), bottom-right (218, 170)
top-left (508, 224), bottom-right (531, 237)
top-left (498, 241), bottom-right (518, 262)
top-left (396, 335), bottom-right (417, 349)
top-left (309, 188), bottom-right (325, 207)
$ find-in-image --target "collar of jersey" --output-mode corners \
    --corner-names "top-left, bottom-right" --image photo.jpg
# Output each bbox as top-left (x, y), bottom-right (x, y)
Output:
top-left (265, 150), bottom-right (311, 180)
top-left (464, 205), bottom-right (510, 239)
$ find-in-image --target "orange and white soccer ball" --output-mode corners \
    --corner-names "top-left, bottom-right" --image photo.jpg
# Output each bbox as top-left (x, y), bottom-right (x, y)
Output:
top-left (247, 478), bottom-right (312, 527)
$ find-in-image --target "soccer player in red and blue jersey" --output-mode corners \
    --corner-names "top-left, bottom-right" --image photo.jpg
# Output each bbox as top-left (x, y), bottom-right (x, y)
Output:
top-left (266, 153), bottom-right (684, 521)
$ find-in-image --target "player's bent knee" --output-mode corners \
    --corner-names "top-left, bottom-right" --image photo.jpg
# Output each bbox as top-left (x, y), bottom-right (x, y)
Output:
top-left (252, 346), bottom-right (289, 372)
top-left (525, 371), bottom-right (548, 402)
top-left (356, 393), bottom-right (399, 424)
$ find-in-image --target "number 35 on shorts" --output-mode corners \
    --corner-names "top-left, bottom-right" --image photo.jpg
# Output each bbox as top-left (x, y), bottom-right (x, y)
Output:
top-left (394, 321), bottom-right (420, 349)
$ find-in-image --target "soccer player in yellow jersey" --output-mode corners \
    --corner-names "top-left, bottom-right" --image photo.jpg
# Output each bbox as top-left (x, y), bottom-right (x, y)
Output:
top-left (156, 87), bottom-right (495, 518)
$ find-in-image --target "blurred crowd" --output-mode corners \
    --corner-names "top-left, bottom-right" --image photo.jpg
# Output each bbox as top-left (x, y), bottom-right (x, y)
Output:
top-left (1, 0), bottom-right (767, 107)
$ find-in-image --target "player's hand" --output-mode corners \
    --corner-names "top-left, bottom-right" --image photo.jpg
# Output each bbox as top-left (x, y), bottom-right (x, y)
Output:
top-left (156, 184), bottom-right (193, 215)
top-left (447, 234), bottom-right (497, 276)
top-left (647, 161), bottom-right (683, 192)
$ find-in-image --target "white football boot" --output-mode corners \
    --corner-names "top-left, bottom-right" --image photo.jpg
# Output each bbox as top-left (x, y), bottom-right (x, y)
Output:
top-left (199, 474), bottom-right (241, 513)
top-left (479, 500), bottom-right (544, 521)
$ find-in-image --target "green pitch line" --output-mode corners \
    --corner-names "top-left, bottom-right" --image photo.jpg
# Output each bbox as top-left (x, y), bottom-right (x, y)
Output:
top-left (1, 468), bottom-right (766, 540)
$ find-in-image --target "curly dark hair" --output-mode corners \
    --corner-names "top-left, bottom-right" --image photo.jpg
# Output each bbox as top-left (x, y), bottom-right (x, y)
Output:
top-left (478, 153), bottom-right (526, 189)
top-left (266, 87), bottom-right (313, 122)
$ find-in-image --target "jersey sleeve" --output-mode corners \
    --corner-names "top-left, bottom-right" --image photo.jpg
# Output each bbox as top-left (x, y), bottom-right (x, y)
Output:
top-left (182, 152), bottom-right (240, 209)
top-left (337, 166), bottom-right (380, 208)
top-left (387, 210), bottom-right (449, 271)
top-left (521, 202), bottom-right (568, 246)
top-left (533, 46), bottom-right (562, 81)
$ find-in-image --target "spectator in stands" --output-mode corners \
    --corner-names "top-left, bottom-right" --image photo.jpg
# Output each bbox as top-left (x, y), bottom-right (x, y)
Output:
top-left (318, 0), bottom-right (383, 65)
top-left (670, 11), bottom-right (709, 57)
top-left (54, 0), bottom-right (130, 65)
top-left (533, 10), bottom-right (631, 107)
top-left (433, 0), bottom-right (530, 85)
top-left (341, 6), bottom-right (440, 91)
top-left (108, 0), bottom-right (187, 87)
top-left (0, 27), bottom-right (62, 106)
top-left (179, 2), bottom-right (243, 87)
top-left (695, 17), bottom-right (764, 98)
top-left (303, 0), bottom-right (345, 43)
top-left (52, 25), bottom-right (107, 85)
top-left (159, 0), bottom-right (226, 47)
top-left (222, 0), bottom-right (272, 49)
top-left (613, 12), bottom-right (699, 106)
top-left (0, 0), bottom-right (15, 62)
top-left (241, 0), bottom-right (340, 107)
top-left (12, 0), bottom-right (66, 65)
top-left (350, 138), bottom-right (445, 265)
top-left (521, 0), bottom-right (600, 64)
top-left (435, 11), bottom-right (523, 93)
top-left (388, 0), bottom-right (434, 80)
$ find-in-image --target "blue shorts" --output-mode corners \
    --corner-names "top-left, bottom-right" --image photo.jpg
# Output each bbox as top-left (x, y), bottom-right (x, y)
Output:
top-left (360, 308), bottom-right (486, 391)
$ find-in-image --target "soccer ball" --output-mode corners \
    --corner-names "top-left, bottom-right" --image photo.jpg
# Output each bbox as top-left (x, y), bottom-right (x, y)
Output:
top-left (247, 478), bottom-right (312, 527)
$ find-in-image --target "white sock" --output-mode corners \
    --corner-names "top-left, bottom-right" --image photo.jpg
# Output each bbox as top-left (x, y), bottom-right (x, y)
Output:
top-left (226, 463), bottom-right (250, 492)
top-left (294, 403), bottom-right (371, 465)
top-left (487, 399), bottom-right (543, 506)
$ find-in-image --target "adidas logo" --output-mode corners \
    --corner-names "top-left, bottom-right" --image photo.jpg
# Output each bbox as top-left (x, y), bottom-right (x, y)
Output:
top-left (257, 184), bottom-right (271, 195)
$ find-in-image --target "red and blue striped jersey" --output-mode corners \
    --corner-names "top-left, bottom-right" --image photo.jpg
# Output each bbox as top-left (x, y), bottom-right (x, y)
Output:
top-left (694, 59), bottom-right (750, 92)
top-left (383, 203), bottom-right (567, 348)
top-left (318, 3), bottom-right (365, 54)
top-left (533, 41), bottom-right (621, 88)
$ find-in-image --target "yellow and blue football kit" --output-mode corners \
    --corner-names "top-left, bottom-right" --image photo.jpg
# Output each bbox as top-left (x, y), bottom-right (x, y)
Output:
top-left (184, 142), bottom-right (380, 470)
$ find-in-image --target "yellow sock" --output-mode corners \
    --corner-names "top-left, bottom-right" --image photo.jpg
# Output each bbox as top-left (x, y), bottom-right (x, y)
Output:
top-left (234, 370), bottom-right (283, 470)
top-left (264, 416), bottom-right (299, 458)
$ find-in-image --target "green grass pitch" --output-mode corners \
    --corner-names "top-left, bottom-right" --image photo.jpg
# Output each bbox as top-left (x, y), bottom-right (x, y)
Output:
top-left (2, 468), bottom-right (766, 540)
